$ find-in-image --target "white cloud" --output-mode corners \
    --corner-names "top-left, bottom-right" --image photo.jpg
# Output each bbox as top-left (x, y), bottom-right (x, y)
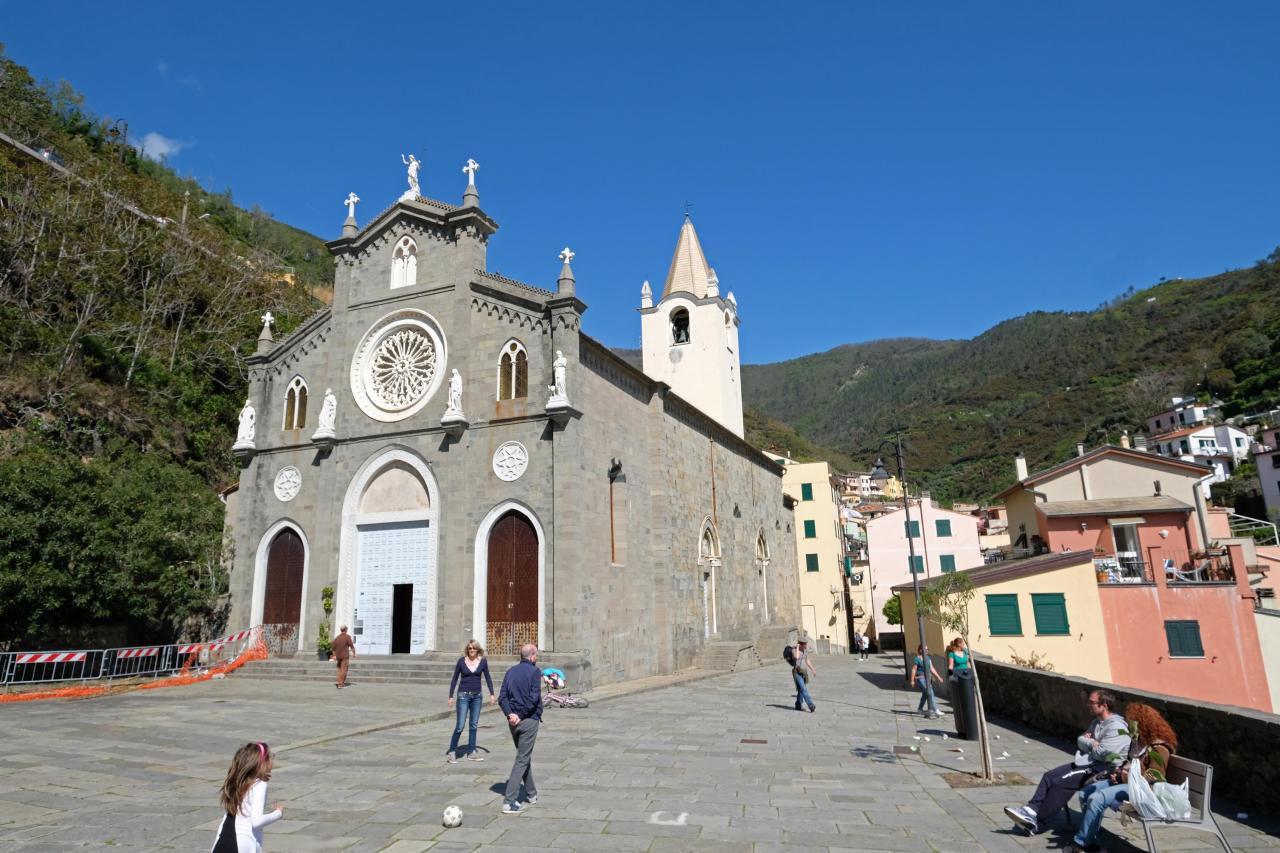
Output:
top-left (136, 132), bottom-right (191, 161)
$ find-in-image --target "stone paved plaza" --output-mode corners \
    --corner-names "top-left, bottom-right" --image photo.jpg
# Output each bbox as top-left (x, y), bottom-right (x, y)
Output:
top-left (1, 655), bottom-right (1276, 851)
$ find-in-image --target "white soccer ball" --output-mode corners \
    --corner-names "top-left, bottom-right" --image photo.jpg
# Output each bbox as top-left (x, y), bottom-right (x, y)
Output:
top-left (442, 805), bottom-right (464, 828)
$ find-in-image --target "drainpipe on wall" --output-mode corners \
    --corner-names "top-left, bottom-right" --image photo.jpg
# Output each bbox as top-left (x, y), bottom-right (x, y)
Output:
top-left (1193, 475), bottom-right (1213, 549)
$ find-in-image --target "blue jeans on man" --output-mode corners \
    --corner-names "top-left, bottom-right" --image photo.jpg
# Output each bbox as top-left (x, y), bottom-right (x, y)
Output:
top-left (793, 670), bottom-right (815, 711)
top-left (448, 691), bottom-right (483, 757)
top-left (1074, 778), bottom-right (1129, 848)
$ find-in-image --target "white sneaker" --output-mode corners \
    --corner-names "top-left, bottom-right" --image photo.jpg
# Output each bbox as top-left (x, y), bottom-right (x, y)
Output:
top-left (525, 795), bottom-right (537, 806)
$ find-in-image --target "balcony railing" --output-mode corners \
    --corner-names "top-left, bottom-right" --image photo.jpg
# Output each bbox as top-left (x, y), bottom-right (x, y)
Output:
top-left (1095, 549), bottom-right (1236, 585)
top-left (1093, 556), bottom-right (1153, 584)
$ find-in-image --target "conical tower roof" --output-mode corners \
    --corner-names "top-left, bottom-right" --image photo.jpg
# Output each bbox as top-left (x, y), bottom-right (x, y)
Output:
top-left (662, 216), bottom-right (714, 299)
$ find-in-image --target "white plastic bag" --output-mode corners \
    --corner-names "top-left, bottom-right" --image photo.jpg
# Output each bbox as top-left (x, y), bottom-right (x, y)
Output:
top-left (1128, 758), bottom-right (1171, 819)
top-left (1153, 779), bottom-right (1192, 819)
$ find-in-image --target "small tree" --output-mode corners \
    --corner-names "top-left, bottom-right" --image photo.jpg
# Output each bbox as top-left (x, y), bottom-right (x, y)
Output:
top-left (916, 573), bottom-right (995, 782)
top-left (882, 595), bottom-right (902, 626)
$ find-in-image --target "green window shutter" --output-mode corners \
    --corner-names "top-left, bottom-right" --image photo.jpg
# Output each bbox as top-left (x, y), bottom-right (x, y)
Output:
top-left (936, 519), bottom-right (952, 537)
top-left (1164, 620), bottom-right (1204, 657)
top-left (801, 483), bottom-right (813, 501)
top-left (844, 556), bottom-right (854, 575)
top-left (803, 520), bottom-right (816, 539)
top-left (1031, 593), bottom-right (1070, 635)
top-left (904, 520), bottom-right (920, 538)
top-left (805, 553), bottom-right (820, 572)
top-left (940, 554), bottom-right (956, 573)
top-left (986, 594), bottom-right (1022, 636)
top-left (908, 555), bottom-right (924, 573)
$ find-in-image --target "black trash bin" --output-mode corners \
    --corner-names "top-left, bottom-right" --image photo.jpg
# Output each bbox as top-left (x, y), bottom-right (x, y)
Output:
top-left (951, 668), bottom-right (979, 740)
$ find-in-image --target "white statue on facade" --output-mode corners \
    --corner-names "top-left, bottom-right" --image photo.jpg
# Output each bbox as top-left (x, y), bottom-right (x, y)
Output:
top-left (447, 369), bottom-right (463, 414)
top-left (233, 398), bottom-right (256, 450)
top-left (312, 388), bottom-right (337, 441)
top-left (547, 350), bottom-right (569, 406)
top-left (401, 154), bottom-right (421, 198)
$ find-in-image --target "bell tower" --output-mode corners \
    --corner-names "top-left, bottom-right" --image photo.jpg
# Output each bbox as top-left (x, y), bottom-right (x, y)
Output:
top-left (639, 216), bottom-right (743, 437)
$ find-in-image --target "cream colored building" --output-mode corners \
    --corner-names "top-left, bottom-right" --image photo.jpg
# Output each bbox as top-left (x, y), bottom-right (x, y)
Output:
top-left (895, 551), bottom-right (1113, 683)
top-left (782, 460), bottom-right (852, 653)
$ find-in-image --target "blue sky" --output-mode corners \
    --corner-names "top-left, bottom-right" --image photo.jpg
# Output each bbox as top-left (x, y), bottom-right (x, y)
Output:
top-left (3, 2), bottom-right (1278, 363)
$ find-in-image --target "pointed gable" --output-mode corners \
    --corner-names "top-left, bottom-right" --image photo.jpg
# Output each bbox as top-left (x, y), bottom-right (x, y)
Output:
top-left (662, 216), bottom-right (714, 299)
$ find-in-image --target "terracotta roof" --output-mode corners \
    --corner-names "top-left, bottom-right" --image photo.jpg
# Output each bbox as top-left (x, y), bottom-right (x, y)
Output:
top-left (1149, 425), bottom-right (1213, 441)
top-left (891, 550), bottom-right (1092, 594)
top-left (992, 445), bottom-right (1212, 501)
top-left (1036, 496), bottom-right (1194, 517)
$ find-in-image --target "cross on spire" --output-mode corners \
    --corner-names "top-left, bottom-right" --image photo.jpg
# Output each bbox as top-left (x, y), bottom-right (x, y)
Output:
top-left (559, 247), bottom-right (575, 264)
top-left (683, 200), bottom-right (694, 217)
top-left (462, 158), bottom-right (479, 185)
top-left (260, 311), bottom-right (275, 328)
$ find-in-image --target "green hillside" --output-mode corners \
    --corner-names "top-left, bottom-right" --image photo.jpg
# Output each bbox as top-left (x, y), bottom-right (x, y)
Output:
top-left (743, 258), bottom-right (1280, 503)
top-left (0, 50), bottom-right (328, 646)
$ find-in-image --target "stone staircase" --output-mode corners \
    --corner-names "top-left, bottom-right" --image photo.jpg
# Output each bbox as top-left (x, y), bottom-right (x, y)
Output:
top-left (233, 652), bottom-right (574, 686)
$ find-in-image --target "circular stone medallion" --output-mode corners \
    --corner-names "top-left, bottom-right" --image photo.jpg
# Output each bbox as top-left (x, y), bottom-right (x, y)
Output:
top-left (274, 466), bottom-right (302, 502)
top-left (492, 441), bottom-right (529, 482)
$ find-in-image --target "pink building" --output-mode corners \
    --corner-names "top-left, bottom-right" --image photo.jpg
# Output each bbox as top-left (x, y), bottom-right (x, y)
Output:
top-left (864, 499), bottom-right (982, 644)
top-left (995, 445), bottom-right (1271, 712)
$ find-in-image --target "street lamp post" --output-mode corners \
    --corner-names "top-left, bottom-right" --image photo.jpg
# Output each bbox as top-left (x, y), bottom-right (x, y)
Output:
top-left (870, 432), bottom-right (937, 716)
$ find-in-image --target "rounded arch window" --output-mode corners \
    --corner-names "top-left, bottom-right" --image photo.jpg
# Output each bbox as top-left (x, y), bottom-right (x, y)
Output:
top-left (497, 339), bottom-right (529, 400)
top-left (390, 235), bottom-right (418, 289)
top-left (671, 308), bottom-right (691, 344)
top-left (282, 376), bottom-right (308, 430)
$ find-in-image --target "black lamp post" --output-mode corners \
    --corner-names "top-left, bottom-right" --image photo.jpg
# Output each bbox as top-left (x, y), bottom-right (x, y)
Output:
top-left (870, 433), bottom-right (937, 714)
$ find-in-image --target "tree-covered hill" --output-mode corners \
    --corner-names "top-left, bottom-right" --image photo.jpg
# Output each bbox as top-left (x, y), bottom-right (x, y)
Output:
top-left (0, 49), bottom-right (329, 647)
top-left (742, 258), bottom-right (1280, 503)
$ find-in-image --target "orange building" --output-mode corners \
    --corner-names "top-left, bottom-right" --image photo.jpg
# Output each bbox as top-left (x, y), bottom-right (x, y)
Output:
top-left (991, 446), bottom-right (1271, 713)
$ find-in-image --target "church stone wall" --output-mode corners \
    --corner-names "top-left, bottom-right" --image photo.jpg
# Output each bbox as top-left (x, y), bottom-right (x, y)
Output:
top-left (225, 195), bottom-right (797, 688)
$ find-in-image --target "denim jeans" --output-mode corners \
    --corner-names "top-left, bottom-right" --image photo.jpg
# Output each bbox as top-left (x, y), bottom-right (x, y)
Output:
top-left (916, 677), bottom-right (938, 713)
top-left (793, 670), bottom-right (815, 710)
top-left (448, 692), bottom-right (483, 757)
top-left (1074, 779), bottom-right (1130, 847)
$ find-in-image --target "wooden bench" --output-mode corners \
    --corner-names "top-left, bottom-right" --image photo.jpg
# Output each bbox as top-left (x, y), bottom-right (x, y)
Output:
top-left (1109, 756), bottom-right (1232, 852)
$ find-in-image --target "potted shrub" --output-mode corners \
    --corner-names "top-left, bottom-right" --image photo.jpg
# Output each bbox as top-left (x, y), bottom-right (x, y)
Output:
top-left (317, 622), bottom-right (332, 660)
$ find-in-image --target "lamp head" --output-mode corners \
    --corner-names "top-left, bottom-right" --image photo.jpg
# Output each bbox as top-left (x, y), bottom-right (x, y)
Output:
top-left (869, 458), bottom-right (890, 485)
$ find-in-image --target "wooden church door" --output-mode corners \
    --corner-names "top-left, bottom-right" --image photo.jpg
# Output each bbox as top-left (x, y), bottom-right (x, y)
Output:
top-left (486, 512), bottom-right (538, 655)
top-left (263, 528), bottom-right (304, 626)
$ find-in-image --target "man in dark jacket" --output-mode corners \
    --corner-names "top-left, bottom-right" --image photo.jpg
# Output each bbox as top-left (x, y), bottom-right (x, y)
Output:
top-left (498, 643), bottom-right (543, 813)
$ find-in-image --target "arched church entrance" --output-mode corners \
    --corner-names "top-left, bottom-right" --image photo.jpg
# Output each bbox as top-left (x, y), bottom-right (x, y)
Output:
top-left (263, 528), bottom-right (304, 626)
top-left (486, 511), bottom-right (539, 655)
top-left (341, 455), bottom-right (437, 655)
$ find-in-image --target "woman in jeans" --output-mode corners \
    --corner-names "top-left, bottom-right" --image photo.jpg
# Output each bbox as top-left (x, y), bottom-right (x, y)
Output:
top-left (909, 644), bottom-right (943, 717)
top-left (1065, 703), bottom-right (1177, 853)
top-left (446, 639), bottom-right (496, 763)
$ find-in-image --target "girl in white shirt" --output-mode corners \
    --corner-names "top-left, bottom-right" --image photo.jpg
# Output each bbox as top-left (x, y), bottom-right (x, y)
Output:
top-left (210, 741), bottom-right (283, 853)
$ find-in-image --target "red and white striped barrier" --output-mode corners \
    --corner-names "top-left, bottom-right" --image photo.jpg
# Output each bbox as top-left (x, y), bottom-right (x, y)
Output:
top-left (116, 647), bottom-right (160, 659)
top-left (15, 652), bottom-right (87, 664)
top-left (177, 643), bottom-right (203, 654)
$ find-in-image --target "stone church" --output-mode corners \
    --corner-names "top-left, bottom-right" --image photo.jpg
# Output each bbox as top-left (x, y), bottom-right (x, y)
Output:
top-left (224, 161), bottom-right (799, 686)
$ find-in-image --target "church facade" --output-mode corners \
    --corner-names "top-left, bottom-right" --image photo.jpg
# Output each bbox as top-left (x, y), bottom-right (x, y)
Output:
top-left (224, 164), bottom-right (799, 686)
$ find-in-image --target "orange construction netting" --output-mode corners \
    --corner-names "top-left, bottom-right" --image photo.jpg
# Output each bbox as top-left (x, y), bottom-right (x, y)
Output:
top-left (0, 633), bottom-right (268, 703)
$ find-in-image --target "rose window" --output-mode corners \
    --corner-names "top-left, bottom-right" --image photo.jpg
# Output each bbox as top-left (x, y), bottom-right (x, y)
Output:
top-left (350, 310), bottom-right (448, 423)
top-left (370, 329), bottom-right (436, 409)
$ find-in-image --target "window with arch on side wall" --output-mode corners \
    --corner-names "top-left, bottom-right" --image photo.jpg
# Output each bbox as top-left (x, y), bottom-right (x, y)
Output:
top-left (283, 376), bottom-right (308, 430)
top-left (390, 235), bottom-right (418, 289)
top-left (670, 307), bottom-right (690, 344)
top-left (497, 339), bottom-right (529, 400)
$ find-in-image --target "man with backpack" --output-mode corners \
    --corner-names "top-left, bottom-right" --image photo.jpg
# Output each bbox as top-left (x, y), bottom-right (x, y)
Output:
top-left (784, 637), bottom-right (817, 712)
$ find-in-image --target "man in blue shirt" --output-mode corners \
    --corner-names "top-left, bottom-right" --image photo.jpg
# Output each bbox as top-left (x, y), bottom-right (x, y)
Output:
top-left (498, 643), bottom-right (543, 813)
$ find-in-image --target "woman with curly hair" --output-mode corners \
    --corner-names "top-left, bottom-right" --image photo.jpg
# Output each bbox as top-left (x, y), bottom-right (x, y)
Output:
top-left (1065, 702), bottom-right (1178, 853)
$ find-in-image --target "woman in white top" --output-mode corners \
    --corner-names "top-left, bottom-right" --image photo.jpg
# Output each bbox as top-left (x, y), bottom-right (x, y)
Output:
top-left (210, 741), bottom-right (283, 853)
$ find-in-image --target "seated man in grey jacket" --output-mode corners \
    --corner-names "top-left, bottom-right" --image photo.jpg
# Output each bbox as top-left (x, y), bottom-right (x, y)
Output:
top-left (1004, 689), bottom-right (1131, 835)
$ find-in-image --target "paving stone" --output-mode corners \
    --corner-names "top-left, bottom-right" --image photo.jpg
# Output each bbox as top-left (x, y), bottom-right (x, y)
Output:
top-left (0, 656), bottom-right (1275, 851)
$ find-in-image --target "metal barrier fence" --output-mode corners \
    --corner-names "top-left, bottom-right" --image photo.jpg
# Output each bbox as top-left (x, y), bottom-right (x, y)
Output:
top-left (0, 627), bottom-right (260, 691)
